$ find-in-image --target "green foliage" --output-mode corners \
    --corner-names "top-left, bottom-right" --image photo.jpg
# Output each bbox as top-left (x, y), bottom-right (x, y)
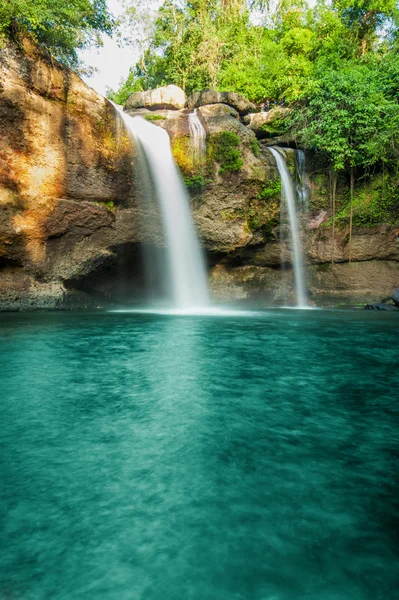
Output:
top-left (93, 200), bottom-right (116, 212)
top-left (257, 179), bottom-right (281, 199)
top-left (184, 174), bottom-right (212, 189)
top-left (113, 0), bottom-right (318, 102)
top-left (294, 60), bottom-right (399, 172)
top-left (107, 69), bottom-right (143, 105)
top-left (144, 114), bottom-right (165, 121)
top-left (209, 131), bottom-right (243, 174)
top-left (332, 174), bottom-right (399, 227)
top-left (261, 115), bottom-right (291, 137)
top-left (250, 139), bottom-right (260, 157)
top-left (0, 0), bottom-right (114, 69)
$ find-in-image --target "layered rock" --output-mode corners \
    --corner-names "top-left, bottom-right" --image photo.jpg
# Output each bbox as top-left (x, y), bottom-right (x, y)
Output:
top-left (244, 107), bottom-right (291, 140)
top-left (186, 90), bottom-right (256, 115)
top-left (125, 85), bottom-right (186, 111)
top-left (1, 42), bottom-right (398, 310)
top-left (0, 35), bottom-right (141, 309)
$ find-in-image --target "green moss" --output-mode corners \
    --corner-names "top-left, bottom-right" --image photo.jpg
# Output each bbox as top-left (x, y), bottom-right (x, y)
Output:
top-left (257, 178), bottom-right (281, 200)
top-left (316, 263), bottom-right (331, 272)
top-left (184, 174), bottom-right (213, 190)
top-left (144, 114), bottom-right (165, 121)
top-left (208, 131), bottom-right (243, 174)
top-left (221, 209), bottom-right (243, 220)
top-left (172, 137), bottom-right (195, 175)
top-left (250, 139), bottom-right (260, 157)
top-left (221, 195), bottom-right (280, 239)
top-left (93, 201), bottom-right (116, 213)
top-left (326, 173), bottom-right (399, 227)
top-left (309, 173), bottom-right (331, 212)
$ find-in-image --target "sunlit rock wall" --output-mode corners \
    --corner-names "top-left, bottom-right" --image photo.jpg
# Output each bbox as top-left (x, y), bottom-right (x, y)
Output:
top-left (0, 36), bottom-right (143, 309)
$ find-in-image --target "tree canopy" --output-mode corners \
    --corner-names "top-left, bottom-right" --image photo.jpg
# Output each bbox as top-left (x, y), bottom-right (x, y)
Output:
top-left (107, 0), bottom-right (399, 225)
top-left (0, 0), bottom-right (114, 69)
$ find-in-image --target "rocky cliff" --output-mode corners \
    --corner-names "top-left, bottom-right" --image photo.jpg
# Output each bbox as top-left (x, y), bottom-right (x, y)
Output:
top-left (0, 40), bottom-right (398, 309)
top-left (0, 36), bottom-right (145, 309)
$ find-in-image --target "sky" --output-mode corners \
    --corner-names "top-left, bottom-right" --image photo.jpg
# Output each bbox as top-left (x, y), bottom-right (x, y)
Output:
top-left (79, 0), bottom-right (136, 97)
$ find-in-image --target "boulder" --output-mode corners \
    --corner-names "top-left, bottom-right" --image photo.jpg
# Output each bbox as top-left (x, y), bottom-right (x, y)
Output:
top-left (244, 107), bottom-right (291, 139)
top-left (187, 90), bottom-right (256, 116)
top-left (197, 103), bottom-right (239, 120)
top-left (125, 85), bottom-right (186, 111)
top-left (365, 303), bottom-right (399, 311)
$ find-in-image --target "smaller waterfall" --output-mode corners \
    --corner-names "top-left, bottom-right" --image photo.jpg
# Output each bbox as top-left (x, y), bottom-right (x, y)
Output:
top-left (114, 107), bottom-right (209, 310)
top-left (269, 147), bottom-right (308, 308)
top-left (188, 109), bottom-right (206, 165)
top-left (296, 150), bottom-right (309, 209)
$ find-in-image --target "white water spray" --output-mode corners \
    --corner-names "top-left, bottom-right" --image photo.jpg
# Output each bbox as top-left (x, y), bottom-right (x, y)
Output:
top-left (269, 147), bottom-right (308, 308)
top-left (115, 109), bottom-right (209, 310)
top-left (188, 109), bottom-right (206, 165)
top-left (296, 149), bottom-right (309, 209)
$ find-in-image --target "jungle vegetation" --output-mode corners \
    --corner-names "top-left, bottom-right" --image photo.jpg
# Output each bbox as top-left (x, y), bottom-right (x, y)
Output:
top-left (1, 0), bottom-right (398, 228)
top-left (107, 0), bottom-right (399, 231)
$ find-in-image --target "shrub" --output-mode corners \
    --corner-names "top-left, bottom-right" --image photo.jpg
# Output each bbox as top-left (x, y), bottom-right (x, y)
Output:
top-left (209, 132), bottom-right (243, 174)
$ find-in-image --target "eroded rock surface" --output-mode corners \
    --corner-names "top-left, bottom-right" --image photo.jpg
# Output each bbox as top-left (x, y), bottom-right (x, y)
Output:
top-left (0, 36), bottom-right (140, 309)
top-left (1, 46), bottom-right (398, 309)
top-left (244, 107), bottom-right (291, 140)
top-left (125, 85), bottom-right (186, 111)
top-left (187, 90), bottom-right (256, 115)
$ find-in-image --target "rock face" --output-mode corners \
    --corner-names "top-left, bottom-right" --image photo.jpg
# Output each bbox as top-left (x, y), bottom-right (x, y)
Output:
top-left (1, 45), bottom-right (398, 310)
top-left (125, 85), bottom-right (186, 111)
top-left (0, 35), bottom-right (144, 309)
top-left (187, 90), bottom-right (256, 115)
top-left (244, 107), bottom-right (291, 139)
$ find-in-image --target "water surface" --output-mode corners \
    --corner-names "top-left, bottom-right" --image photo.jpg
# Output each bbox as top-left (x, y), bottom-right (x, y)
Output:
top-left (0, 309), bottom-right (398, 599)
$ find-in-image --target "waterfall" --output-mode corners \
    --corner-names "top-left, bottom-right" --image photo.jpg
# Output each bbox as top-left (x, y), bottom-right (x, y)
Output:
top-left (296, 150), bottom-right (309, 209)
top-left (188, 109), bottom-right (206, 165)
top-left (269, 147), bottom-right (308, 308)
top-left (114, 108), bottom-right (210, 310)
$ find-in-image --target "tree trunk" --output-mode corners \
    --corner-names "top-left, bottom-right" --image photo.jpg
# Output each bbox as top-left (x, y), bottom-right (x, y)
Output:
top-left (348, 166), bottom-right (354, 263)
top-left (331, 170), bottom-right (337, 265)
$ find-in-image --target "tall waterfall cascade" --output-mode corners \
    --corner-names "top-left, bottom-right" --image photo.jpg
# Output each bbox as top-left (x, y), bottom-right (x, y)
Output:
top-left (188, 109), bottom-right (207, 165)
top-left (269, 147), bottom-right (308, 308)
top-left (296, 150), bottom-right (309, 209)
top-left (114, 107), bottom-right (210, 310)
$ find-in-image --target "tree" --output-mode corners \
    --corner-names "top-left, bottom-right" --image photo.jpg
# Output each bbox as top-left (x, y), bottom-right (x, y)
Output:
top-left (0, 0), bottom-right (114, 69)
top-left (333, 0), bottom-right (398, 53)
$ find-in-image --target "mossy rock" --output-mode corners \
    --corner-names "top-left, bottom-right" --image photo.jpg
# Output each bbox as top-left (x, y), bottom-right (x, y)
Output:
top-left (207, 131), bottom-right (243, 175)
top-left (172, 136), bottom-right (195, 176)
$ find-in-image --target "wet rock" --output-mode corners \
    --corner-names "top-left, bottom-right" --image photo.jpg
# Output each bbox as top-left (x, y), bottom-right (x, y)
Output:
top-left (392, 288), bottom-right (399, 307)
top-left (187, 90), bottom-right (256, 116)
top-left (308, 226), bottom-right (399, 264)
top-left (365, 303), bottom-right (399, 311)
top-left (125, 85), bottom-right (186, 111)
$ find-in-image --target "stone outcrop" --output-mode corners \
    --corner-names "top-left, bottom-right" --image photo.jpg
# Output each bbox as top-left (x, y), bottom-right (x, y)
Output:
top-left (1, 41), bottom-right (398, 309)
top-left (210, 261), bottom-right (399, 307)
top-left (186, 90), bottom-right (256, 115)
top-left (125, 85), bottom-right (186, 111)
top-left (244, 107), bottom-right (292, 140)
top-left (0, 35), bottom-right (142, 309)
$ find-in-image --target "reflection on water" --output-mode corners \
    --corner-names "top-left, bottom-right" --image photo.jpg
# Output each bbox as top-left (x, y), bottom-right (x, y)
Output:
top-left (0, 310), bottom-right (398, 599)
